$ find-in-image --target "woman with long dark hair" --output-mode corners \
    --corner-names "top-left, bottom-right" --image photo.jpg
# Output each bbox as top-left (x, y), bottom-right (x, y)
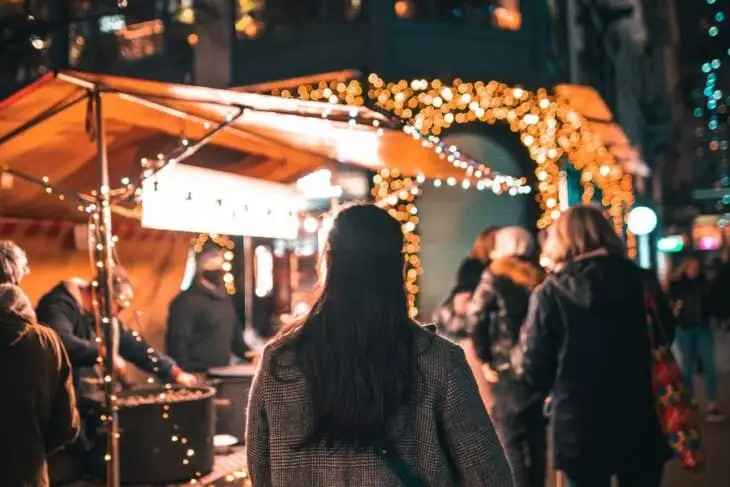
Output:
top-left (246, 204), bottom-right (512, 486)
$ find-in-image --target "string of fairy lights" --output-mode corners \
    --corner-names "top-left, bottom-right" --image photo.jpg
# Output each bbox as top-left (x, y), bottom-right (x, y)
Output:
top-left (270, 74), bottom-right (633, 227)
top-left (693, 0), bottom-right (730, 201)
top-left (371, 169), bottom-right (422, 317)
top-left (271, 74), bottom-right (637, 311)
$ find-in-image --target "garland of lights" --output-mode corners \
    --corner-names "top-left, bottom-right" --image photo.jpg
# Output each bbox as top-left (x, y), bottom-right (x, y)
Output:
top-left (271, 74), bottom-right (637, 314)
top-left (694, 0), bottom-right (730, 201)
top-left (371, 169), bottom-right (421, 317)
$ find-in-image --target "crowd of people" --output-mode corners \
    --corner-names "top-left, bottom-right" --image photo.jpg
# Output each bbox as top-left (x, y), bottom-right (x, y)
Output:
top-left (0, 202), bottom-right (727, 486)
top-left (246, 204), bottom-right (725, 487)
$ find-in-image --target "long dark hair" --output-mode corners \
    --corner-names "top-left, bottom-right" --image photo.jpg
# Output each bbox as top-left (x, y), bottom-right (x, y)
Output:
top-left (270, 204), bottom-right (416, 450)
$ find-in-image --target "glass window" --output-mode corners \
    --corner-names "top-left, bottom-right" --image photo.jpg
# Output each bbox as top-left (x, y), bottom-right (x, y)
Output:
top-left (247, 0), bottom-right (361, 36)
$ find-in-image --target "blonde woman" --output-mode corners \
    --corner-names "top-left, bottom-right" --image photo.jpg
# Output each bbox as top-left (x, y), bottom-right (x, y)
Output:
top-left (516, 206), bottom-right (673, 487)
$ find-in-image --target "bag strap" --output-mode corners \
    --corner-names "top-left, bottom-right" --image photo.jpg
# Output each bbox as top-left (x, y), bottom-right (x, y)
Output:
top-left (376, 446), bottom-right (425, 487)
top-left (643, 281), bottom-right (670, 349)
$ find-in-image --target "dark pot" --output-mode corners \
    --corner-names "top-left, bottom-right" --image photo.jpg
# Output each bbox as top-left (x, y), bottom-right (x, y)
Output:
top-left (92, 384), bottom-right (216, 485)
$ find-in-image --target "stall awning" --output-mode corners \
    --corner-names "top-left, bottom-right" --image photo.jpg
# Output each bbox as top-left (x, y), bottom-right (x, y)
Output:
top-left (554, 84), bottom-right (650, 177)
top-left (0, 71), bottom-right (471, 221)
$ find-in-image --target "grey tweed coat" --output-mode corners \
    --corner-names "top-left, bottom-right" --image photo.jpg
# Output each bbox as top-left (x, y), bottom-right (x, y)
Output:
top-left (245, 325), bottom-right (514, 486)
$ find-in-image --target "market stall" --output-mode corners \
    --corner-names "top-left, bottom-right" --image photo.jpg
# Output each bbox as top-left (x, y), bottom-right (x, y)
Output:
top-left (0, 70), bottom-right (522, 486)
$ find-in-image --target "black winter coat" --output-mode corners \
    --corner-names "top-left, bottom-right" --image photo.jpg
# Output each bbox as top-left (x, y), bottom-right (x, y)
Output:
top-left (467, 256), bottom-right (544, 418)
top-left (668, 275), bottom-right (711, 327)
top-left (517, 254), bottom-right (673, 477)
top-left (165, 281), bottom-right (250, 372)
top-left (36, 281), bottom-right (177, 396)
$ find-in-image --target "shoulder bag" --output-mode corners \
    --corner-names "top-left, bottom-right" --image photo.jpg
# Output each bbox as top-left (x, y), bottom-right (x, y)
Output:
top-left (644, 285), bottom-right (705, 470)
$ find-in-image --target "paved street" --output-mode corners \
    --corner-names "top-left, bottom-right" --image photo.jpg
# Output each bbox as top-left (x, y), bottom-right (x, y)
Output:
top-left (663, 329), bottom-right (730, 487)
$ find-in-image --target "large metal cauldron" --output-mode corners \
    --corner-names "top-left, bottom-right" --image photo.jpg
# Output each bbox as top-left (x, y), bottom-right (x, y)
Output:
top-left (207, 364), bottom-right (257, 443)
top-left (92, 384), bottom-right (216, 485)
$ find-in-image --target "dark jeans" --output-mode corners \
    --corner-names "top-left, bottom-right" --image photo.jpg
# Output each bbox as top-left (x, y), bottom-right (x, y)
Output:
top-left (564, 465), bottom-right (663, 487)
top-left (675, 326), bottom-right (718, 401)
top-left (491, 384), bottom-right (546, 487)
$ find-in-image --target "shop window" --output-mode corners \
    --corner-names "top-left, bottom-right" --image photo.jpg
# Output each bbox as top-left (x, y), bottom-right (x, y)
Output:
top-left (400, 0), bottom-right (521, 30)
top-left (435, 0), bottom-right (494, 24)
top-left (260, 0), bottom-right (361, 34)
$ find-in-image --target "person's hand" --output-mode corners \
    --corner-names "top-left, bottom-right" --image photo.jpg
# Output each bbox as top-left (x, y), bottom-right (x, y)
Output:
top-left (482, 363), bottom-right (499, 383)
top-left (175, 372), bottom-right (198, 387)
top-left (114, 356), bottom-right (127, 374)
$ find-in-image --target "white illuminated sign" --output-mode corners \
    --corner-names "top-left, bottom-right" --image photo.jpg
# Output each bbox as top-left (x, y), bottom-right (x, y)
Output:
top-left (295, 169), bottom-right (343, 199)
top-left (141, 164), bottom-right (303, 239)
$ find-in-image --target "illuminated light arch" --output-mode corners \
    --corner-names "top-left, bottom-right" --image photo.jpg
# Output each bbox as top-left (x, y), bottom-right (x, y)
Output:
top-left (270, 74), bottom-right (637, 317)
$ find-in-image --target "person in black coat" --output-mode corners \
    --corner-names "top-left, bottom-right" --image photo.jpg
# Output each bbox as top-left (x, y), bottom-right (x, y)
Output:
top-left (165, 245), bottom-right (251, 372)
top-left (669, 254), bottom-right (725, 422)
top-left (466, 226), bottom-right (546, 487)
top-left (515, 206), bottom-right (673, 487)
top-left (36, 269), bottom-right (197, 396)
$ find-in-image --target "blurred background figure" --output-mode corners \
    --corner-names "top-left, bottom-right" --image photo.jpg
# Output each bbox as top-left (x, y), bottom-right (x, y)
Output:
top-left (0, 282), bottom-right (80, 487)
top-left (466, 226), bottom-right (546, 487)
top-left (432, 226), bottom-right (500, 412)
top-left (0, 240), bottom-right (30, 286)
top-left (166, 244), bottom-right (252, 373)
top-left (516, 206), bottom-right (672, 487)
top-left (669, 254), bottom-right (726, 423)
top-left (246, 204), bottom-right (512, 486)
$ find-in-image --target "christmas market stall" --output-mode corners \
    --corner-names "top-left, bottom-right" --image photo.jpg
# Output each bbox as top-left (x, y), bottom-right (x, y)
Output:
top-left (0, 70), bottom-right (525, 486)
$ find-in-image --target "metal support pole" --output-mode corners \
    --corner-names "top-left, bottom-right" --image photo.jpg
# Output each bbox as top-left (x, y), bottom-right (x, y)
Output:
top-left (93, 88), bottom-right (120, 487)
top-left (566, 0), bottom-right (581, 84)
top-left (243, 236), bottom-right (254, 334)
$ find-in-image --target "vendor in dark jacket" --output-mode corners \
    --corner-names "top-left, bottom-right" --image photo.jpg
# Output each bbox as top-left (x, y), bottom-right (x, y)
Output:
top-left (515, 206), bottom-right (673, 487)
top-left (166, 245), bottom-right (251, 372)
top-left (36, 268), bottom-right (197, 400)
top-left (466, 226), bottom-right (546, 487)
top-left (0, 283), bottom-right (80, 487)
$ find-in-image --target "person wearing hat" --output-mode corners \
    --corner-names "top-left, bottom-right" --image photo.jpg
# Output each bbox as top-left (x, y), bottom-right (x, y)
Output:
top-left (165, 245), bottom-right (252, 373)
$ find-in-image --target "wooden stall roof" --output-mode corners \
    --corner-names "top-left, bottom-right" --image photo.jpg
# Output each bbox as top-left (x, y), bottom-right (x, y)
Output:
top-left (0, 71), bottom-right (469, 221)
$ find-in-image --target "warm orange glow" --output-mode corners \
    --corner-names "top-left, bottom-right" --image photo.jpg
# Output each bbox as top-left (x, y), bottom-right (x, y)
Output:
top-left (187, 33), bottom-right (198, 46)
top-left (492, 7), bottom-right (522, 31)
top-left (394, 0), bottom-right (414, 19)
